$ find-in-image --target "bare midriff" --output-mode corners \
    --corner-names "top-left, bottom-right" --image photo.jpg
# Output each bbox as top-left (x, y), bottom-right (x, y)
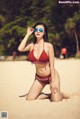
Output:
top-left (35, 62), bottom-right (51, 77)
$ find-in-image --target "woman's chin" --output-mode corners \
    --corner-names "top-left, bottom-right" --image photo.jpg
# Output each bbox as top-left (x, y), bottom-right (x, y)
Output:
top-left (36, 35), bottom-right (42, 38)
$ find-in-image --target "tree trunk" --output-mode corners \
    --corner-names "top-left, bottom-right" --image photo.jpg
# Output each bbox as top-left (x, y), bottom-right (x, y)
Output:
top-left (74, 30), bottom-right (79, 56)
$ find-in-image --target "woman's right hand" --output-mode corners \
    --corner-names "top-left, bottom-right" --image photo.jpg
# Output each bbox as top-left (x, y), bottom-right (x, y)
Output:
top-left (27, 27), bottom-right (34, 36)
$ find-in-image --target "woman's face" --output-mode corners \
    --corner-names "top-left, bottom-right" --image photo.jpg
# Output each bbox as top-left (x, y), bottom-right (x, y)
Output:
top-left (34, 25), bottom-right (45, 39)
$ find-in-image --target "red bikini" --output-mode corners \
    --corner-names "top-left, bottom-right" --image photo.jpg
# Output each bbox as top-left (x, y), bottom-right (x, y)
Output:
top-left (28, 44), bottom-right (49, 64)
top-left (28, 43), bottom-right (51, 84)
top-left (35, 73), bottom-right (51, 84)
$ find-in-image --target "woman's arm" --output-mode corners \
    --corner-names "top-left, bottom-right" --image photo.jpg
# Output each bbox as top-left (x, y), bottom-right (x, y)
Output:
top-left (48, 43), bottom-right (55, 83)
top-left (18, 27), bottom-right (34, 52)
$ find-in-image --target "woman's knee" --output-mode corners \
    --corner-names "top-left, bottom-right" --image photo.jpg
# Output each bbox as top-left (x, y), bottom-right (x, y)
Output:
top-left (26, 94), bottom-right (36, 101)
top-left (26, 96), bottom-right (36, 101)
top-left (51, 97), bottom-right (63, 102)
top-left (50, 88), bottom-right (63, 102)
top-left (50, 93), bottom-right (63, 102)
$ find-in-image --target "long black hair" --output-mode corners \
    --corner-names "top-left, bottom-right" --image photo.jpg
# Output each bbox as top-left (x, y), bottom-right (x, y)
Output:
top-left (32, 22), bottom-right (48, 43)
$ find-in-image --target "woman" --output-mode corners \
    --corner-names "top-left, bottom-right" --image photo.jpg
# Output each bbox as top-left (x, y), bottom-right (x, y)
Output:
top-left (18, 22), bottom-right (66, 102)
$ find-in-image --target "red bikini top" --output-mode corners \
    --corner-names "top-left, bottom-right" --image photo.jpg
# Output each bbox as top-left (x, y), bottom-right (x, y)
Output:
top-left (28, 43), bottom-right (49, 64)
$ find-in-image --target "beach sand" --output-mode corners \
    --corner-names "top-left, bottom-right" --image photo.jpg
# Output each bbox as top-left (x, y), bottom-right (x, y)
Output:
top-left (0, 59), bottom-right (80, 119)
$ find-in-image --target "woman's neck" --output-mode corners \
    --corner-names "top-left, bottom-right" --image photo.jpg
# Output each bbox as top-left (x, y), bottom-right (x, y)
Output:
top-left (36, 38), bottom-right (44, 44)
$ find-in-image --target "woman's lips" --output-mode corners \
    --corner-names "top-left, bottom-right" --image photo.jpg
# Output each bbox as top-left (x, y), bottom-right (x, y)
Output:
top-left (36, 33), bottom-right (40, 35)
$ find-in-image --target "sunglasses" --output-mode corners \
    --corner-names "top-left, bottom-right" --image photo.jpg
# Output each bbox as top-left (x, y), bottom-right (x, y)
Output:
top-left (34, 28), bottom-right (44, 32)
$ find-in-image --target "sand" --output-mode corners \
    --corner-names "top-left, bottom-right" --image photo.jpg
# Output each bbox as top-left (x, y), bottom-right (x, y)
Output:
top-left (0, 59), bottom-right (80, 119)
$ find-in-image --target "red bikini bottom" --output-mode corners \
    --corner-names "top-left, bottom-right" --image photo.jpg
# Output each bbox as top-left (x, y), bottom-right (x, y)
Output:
top-left (35, 73), bottom-right (51, 84)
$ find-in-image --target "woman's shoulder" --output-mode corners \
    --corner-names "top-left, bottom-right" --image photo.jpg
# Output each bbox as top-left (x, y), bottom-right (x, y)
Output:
top-left (28, 42), bottom-right (34, 47)
top-left (26, 42), bottom-right (34, 50)
top-left (45, 42), bottom-right (53, 48)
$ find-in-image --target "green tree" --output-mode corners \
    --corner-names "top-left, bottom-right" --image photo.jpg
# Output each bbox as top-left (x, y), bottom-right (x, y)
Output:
top-left (0, 0), bottom-right (80, 56)
top-left (65, 12), bottom-right (80, 56)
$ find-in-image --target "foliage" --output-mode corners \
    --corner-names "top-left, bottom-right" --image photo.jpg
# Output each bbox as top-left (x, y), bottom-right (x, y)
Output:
top-left (0, 0), bottom-right (80, 57)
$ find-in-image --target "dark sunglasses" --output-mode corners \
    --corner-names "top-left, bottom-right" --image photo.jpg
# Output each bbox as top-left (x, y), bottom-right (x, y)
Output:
top-left (34, 28), bottom-right (44, 32)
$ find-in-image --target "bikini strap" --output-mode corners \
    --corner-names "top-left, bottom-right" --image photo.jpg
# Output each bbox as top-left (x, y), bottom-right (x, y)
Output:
top-left (43, 42), bottom-right (45, 50)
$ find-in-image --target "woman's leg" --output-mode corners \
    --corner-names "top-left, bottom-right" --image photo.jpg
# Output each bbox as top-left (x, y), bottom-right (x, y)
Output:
top-left (37, 92), bottom-right (51, 100)
top-left (50, 70), bottom-right (63, 102)
top-left (26, 79), bottom-right (46, 100)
